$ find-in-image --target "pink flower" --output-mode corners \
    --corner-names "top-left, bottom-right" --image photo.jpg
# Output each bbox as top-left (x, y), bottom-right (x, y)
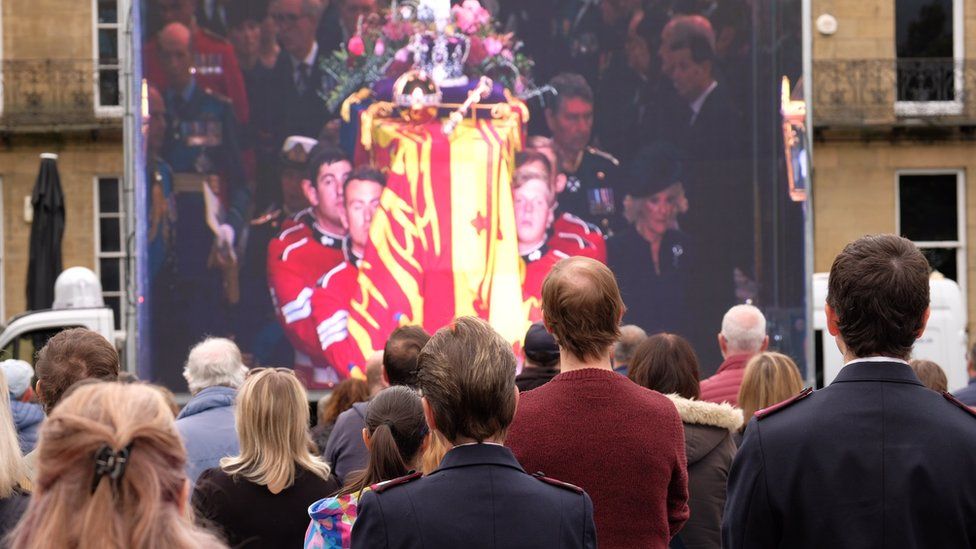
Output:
top-left (484, 36), bottom-right (503, 57)
top-left (394, 47), bottom-right (410, 63)
top-left (374, 39), bottom-right (385, 56)
top-left (348, 35), bottom-right (365, 57)
top-left (382, 20), bottom-right (413, 42)
top-left (501, 49), bottom-right (513, 61)
top-left (452, 0), bottom-right (490, 33)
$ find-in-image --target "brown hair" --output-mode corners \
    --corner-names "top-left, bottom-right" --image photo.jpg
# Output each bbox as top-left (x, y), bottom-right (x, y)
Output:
top-left (318, 378), bottom-right (369, 425)
top-left (10, 382), bottom-right (225, 549)
top-left (340, 386), bottom-right (427, 496)
top-left (737, 352), bottom-right (804, 429)
top-left (628, 333), bottom-right (701, 399)
top-left (909, 359), bottom-right (948, 392)
top-left (220, 369), bottom-right (331, 493)
top-left (826, 234), bottom-right (930, 360)
top-left (541, 257), bottom-right (625, 362)
top-left (34, 328), bottom-right (120, 414)
top-left (417, 317), bottom-right (517, 443)
top-left (548, 73), bottom-right (594, 112)
top-left (383, 326), bottom-right (431, 388)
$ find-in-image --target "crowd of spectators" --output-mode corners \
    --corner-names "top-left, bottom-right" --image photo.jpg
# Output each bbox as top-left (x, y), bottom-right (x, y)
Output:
top-left (0, 234), bottom-right (975, 548)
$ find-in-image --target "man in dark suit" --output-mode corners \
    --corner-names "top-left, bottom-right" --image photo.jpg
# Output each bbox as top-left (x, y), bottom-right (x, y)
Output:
top-left (252, 0), bottom-right (333, 152)
top-left (724, 234), bottom-right (976, 548)
top-left (664, 27), bottom-right (748, 371)
top-left (352, 317), bottom-right (597, 549)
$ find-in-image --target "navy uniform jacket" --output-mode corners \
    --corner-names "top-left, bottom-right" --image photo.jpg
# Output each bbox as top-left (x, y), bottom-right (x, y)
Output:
top-left (351, 443), bottom-right (596, 549)
top-left (723, 360), bottom-right (976, 549)
top-left (558, 147), bottom-right (622, 237)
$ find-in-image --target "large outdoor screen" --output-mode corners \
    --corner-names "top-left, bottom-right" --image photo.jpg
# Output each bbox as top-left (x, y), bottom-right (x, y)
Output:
top-left (135, 0), bottom-right (806, 391)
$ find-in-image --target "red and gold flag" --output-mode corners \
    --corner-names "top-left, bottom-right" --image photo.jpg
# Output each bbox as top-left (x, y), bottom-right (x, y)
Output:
top-left (346, 108), bottom-right (526, 361)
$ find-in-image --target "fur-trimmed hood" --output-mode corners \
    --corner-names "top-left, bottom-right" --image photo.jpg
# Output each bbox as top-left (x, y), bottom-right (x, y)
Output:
top-left (666, 394), bottom-right (743, 464)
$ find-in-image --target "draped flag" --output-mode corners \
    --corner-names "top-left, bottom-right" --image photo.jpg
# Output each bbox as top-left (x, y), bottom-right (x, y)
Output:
top-left (346, 109), bottom-right (526, 362)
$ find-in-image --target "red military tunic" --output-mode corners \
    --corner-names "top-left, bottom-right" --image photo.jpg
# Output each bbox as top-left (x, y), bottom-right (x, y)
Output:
top-left (550, 212), bottom-right (607, 263)
top-left (307, 259), bottom-right (368, 386)
top-left (144, 26), bottom-right (250, 124)
top-left (267, 209), bottom-right (346, 378)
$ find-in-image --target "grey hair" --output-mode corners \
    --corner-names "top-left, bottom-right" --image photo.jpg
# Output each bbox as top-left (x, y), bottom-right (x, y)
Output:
top-left (721, 304), bottom-right (767, 354)
top-left (614, 325), bottom-right (647, 365)
top-left (183, 337), bottom-right (247, 393)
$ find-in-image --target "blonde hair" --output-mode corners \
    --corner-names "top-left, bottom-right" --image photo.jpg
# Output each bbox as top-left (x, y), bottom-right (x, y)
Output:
top-left (220, 369), bottom-right (331, 493)
top-left (0, 370), bottom-right (27, 496)
top-left (738, 352), bottom-right (804, 429)
top-left (10, 382), bottom-right (224, 549)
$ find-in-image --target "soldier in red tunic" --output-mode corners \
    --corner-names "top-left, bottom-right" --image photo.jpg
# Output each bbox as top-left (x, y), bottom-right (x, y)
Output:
top-left (514, 170), bottom-right (597, 323)
top-left (145, 0), bottom-right (250, 124)
top-left (267, 145), bottom-right (350, 380)
top-left (516, 147), bottom-right (607, 263)
top-left (305, 167), bottom-right (387, 385)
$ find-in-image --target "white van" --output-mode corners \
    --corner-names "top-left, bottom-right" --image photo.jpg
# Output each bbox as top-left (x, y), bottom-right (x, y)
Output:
top-left (812, 272), bottom-right (969, 390)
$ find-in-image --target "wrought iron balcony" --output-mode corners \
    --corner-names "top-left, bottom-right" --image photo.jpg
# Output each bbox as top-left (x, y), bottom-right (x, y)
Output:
top-left (813, 58), bottom-right (976, 127)
top-left (0, 59), bottom-right (123, 131)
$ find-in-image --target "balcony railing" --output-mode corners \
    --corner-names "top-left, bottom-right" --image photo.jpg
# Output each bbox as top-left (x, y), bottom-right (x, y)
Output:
top-left (0, 59), bottom-right (122, 131)
top-left (813, 58), bottom-right (976, 127)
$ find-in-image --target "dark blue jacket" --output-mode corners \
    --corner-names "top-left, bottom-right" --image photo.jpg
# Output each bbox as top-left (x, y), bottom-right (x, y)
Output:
top-left (9, 400), bottom-right (43, 454)
top-left (724, 360), bottom-right (976, 548)
top-left (351, 443), bottom-right (596, 549)
top-left (175, 386), bottom-right (239, 484)
top-left (953, 376), bottom-right (976, 406)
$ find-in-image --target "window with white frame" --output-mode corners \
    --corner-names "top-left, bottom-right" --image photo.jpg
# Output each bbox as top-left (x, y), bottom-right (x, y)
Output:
top-left (894, 0), bottom-right (963, 115)
top-left (96, 177), bottom-right (125, 330)
top-left (897, 171), bottom-right (966, 293)
top-left (95, 0), bottom-right (122, 112)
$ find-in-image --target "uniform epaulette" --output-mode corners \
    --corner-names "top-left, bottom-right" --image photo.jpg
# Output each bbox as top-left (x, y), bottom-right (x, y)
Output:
top-left (203, 87), bottom-right (233, 104)
top-left (371, 471), bottom-right (422, 493)
top-left (531, 472), bottom-right (584, 494)
top-left (586, 146), bottom-right (620, 166)
top-left (943, 391), bottom-right (976, 419)
top-left (755, 387), bottom-right (813, 420)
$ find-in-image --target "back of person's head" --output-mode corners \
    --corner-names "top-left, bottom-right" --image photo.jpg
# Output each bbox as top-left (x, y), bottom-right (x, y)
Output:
top-left (541, 257), bottom-right (625, 362)
top-left (0, 371), bottom-right (27, 497)
top-left (418, 317), bottom-right (517, 443)
top-left (319, 378), bottom-right (369, 425)
top-left (365, 351), bottom-right (386, 395)
top-left (10, 382), bottom-right (224, 549)
top-left (737, 352), bottom-right (804, 426)
top-left (0, 360), bottom-right (33, 400)
top-left (220, 368), bottom-right (330, 493)
top-left (827, 234), bottom-right (930, 360)
top-left (720, 304), bottom-right (767, 356)
top-left (522, 322), bottom-right (559, 369)
top-left (628, 334), bottom-right (701, 400)
top-left (182, 337), bottom-right (247, 394)
top-left (383, 326), bottom-right (431, 389)
top-left (34, 328), bottom-right (120, 414)
top-left (341, 386), bottom-right (428, 496)
top-left (909, 359), bottom-right (948, 392)
top-left (614, 325), bottom-right (647, 367)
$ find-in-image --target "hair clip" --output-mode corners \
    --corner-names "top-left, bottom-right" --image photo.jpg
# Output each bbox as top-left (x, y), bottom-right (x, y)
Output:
top-left (91, 444), bottom-right (132, 494)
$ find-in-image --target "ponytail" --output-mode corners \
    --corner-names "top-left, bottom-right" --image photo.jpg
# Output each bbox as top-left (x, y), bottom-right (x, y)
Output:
top-left (339, 387), bottom-right (427, 496)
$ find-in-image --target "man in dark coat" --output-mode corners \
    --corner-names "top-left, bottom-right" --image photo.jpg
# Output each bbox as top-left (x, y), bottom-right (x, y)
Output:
top-left (724, 234), bottom-right (976, 548)
top-left (252, 0), bottom-right (333, 153)
top-left (352, 317), bottom-right (596, 549)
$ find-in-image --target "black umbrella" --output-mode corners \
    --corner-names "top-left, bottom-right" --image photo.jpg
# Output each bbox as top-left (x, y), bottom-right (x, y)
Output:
top-left (26, 153), bottom-right (65, 310)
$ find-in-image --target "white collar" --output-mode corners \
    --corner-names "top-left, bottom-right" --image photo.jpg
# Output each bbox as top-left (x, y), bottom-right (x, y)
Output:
top-left (843, 356), bottom-right (910, 367)
top-left (292, 41), bottom-right (319, 69)
top-left (452, 441), bottom-right (505, 449)
top-left (689, 80), bottom-right (718, 119)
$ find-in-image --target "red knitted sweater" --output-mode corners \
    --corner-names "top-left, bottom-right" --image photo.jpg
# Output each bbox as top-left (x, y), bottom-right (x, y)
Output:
top-left (506, 368), bottom-right (690, 549)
